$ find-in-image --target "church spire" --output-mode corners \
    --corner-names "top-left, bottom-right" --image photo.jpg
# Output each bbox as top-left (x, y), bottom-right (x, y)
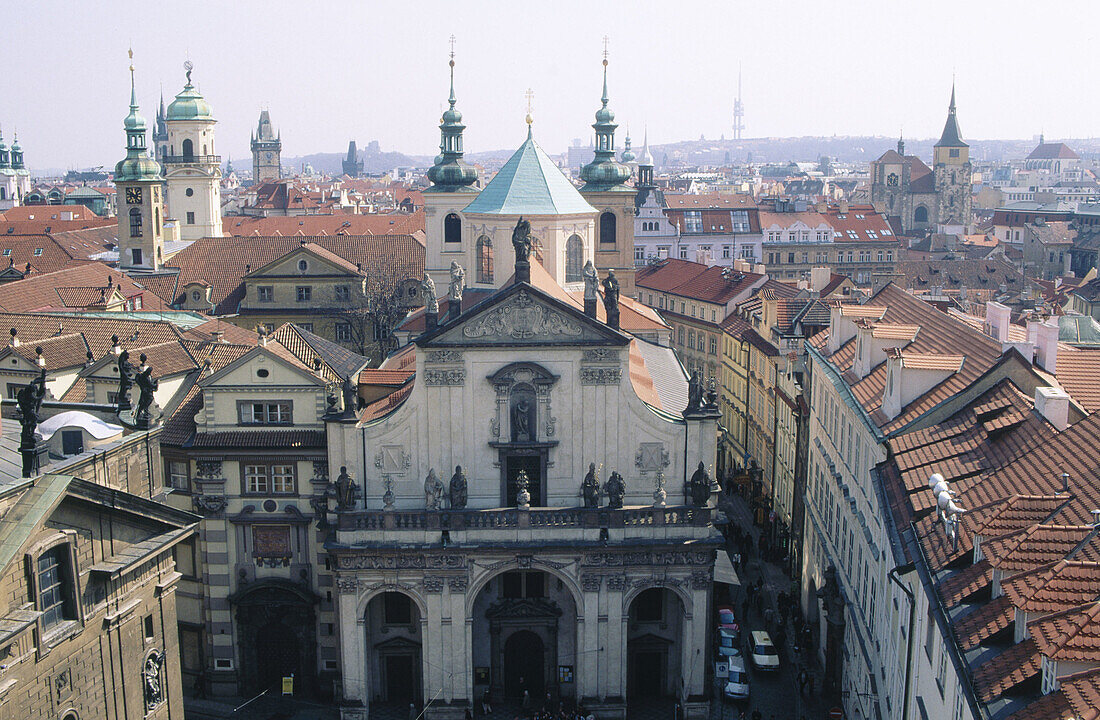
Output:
top-left (580, 39), bottom-right (630, 190)
top-left (935, 81), bottom-right (967, 148)
top-left (427, 37), bottom-right (478, 191)
top-left (115, 49), bottom-right (161, 182)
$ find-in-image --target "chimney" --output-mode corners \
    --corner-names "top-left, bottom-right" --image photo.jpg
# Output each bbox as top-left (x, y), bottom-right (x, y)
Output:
top-left (1034, 386), bottom-right (1070, 431)
top-left (882, 349), bottom-right (963, 421)
top-left (985, 301), bottom-right (1011, 343)
top-left (815, 201), bottom-right (826, 213)
top-left (838, 200), bottom-right (849, 214)
top-left (212, 330), bottom-right (225, 343)
top-left (8, 328), bottom-right (18, 348)
top-left (810, 266), bottom-right (831, 293)
top-left (1032, 319), bottom-right (1059, 373)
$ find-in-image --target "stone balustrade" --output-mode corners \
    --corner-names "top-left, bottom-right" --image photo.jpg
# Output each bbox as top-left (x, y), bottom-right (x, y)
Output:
top-left (336, 504), bottom-right (711, 532)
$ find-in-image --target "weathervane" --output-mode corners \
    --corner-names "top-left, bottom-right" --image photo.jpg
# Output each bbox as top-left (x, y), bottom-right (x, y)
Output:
top-left (602, 35), bottom-right (610, 63)
top-left (449, 34), bottom-right (456, 61)
top-left (525, 88), bottom-right (535, 126)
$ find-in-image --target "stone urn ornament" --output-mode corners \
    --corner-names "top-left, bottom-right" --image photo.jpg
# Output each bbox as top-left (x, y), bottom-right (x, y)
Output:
top-left (382, 477), bottom-right (395, 511)
top-left (653, 469), bottom-right (667, 507)
top-left (515, 470), bottom-right (531, 510)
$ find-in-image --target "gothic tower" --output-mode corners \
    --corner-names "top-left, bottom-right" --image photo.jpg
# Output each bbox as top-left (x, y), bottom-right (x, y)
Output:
top-left (932, 83), bottom-right (972, 231)
top-left (423, 46), bottom-right (480, 291)
top-left (164, 62), bottom-right (223, 240)
top-left (579, 50), bottom-right (637, 295)
top-left (153, 91), bottom-right (169, 166)
top-left (251, 110), bottom-right (282, 183)
top-left (114, 52), bottom-right (165, 271)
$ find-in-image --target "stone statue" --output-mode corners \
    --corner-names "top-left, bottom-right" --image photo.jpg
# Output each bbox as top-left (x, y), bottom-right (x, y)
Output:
top-left (16, 369), bottom-right (46, 450)
top-left (819, 564), bottom-right (846, 623)
top-left (422, 272), bottom-right (438, 314)
top-left (449, 465), bottom-right (468, 509)
top-left (685, 371), bottom-right (704, 414)
top-left (515, 470), bottom-right (531, 509)
top-left (582, 462), bottom-right (600, 509)
top-left (582, 261), bottom-right (599, 301)
top-left (449, 261), bottom-right (466, 302)
top-left (116, 349), bottom-right (135, 412)
top-left (512, 217), bottom-right (532, 262)
top-left (512, 397), bottom-right (531, 441)
top-left (689, 462), bottom-right (711, 507)
top-left (424, 468), bottom-right (443, 510)
top-left (601, 270), bottom-right (620, 313)
top-left (342, 375), bottom-right (358, 417)
top-left (705, 376), bottom-right (719, 409)
top-left (604, 471), bottom-right (625, 509)
top-left (333, 465), bottom-right (358, 510)
top-left (134, 359), bottom-right (158, 428)
top-left (143, 650), bottom-right (164, 711)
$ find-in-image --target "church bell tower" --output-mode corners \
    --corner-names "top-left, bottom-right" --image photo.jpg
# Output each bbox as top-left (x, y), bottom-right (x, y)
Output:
top-left (164, 61), bottom-right (223, 240)
top-left (114, 51), bottom-right (165, 271)
top-left (932, 83), bottom-right (972, 231)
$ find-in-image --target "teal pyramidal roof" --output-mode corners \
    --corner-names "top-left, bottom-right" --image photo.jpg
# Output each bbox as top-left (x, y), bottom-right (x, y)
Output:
top-left (463, 130), bottom-right (596, 216)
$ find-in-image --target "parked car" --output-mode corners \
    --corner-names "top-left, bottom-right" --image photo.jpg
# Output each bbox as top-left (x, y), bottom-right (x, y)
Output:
top-left (718, 605), bottom-right (737, 627)
top-left (723, 657), bottom-right (751, 701)
top-left (749, 630), bottom-right (780, 671)
top-left (717, 627), bottom-right (741, 657)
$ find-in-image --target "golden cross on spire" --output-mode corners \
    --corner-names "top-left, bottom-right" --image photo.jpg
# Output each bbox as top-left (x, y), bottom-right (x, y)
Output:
top-left (602, 35), bottom-right (610, 61)
top-left (128, 47), bottom-right (134, 72)
top-left (449, 34), bottom-right (456, 60)
top-left (525, 88), bottom-right (535, 125)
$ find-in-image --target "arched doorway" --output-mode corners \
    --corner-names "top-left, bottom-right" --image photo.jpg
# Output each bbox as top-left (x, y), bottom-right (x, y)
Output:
top-left (365, 591), bottom-right (423, 708)
top-left (233, 581), bottom-right (319, 697)
top-left (470, 568), bottom-right (578, 706)
top-left (626, 588), bottom-right (685, 700)
top-left (504, 630), bottom-right (545, 699)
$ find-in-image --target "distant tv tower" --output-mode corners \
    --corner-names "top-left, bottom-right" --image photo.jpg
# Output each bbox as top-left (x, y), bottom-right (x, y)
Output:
top-left (732, 64), bottom-right (745, 140)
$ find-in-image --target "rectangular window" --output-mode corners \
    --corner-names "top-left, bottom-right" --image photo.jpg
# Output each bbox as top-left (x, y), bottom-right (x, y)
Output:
top-left (336, 322), bottom-right (352, 342)
top-left (298, 323), bottom-right (313, 332)
top-left (296, 286), bottom-right (312, 302)
top-left (237, 401), bottom-right (293, 426)
top-left (335, 285), bottom-right (350, 301)
top-left (60, 430), bottom-right (84, 456)
top-left (242, 463), bottom-right (297, 495)
top-left (37, 545), bottom-right (75, 631)
top-left (186, 211), bottom-right (195, 225)
top-left (257, 286), bottom-right (273, 302)
top-left (173, 539), bottom-right (197, 578)
top-left (166, 460), bottom-right (190, 491)
top-left (501, 571), bottom-right (546, 599)
top-left (144, 614), bottom-right (155, 641)
top-left (709, 337), bottom-right (718, 355)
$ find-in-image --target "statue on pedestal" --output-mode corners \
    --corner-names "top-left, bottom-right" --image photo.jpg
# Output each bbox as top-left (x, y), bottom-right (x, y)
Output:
top-left (515, 470), bottom-right (531, 509)
top-left (685, 371), bottom-right (704, 414)
top-left (134, 357), bottom-right (158, 429)
top-left (422, 273), bottom-right (438, 314)
top-left (689, 462), bottom-right (711, 507)
top-left (17, 369), bottom-right (46, 477)
top-left (424, 468), bottom-right (444, 510)
top-left (582, 463), bottom-right (601, 508)
top-left (333, 466), bottom-right (358, 510)
top-left (512, 217), bottom-right (532, 262)
top-left (449, 261), bottom-right (466, 302)
top-left (582, 261), bottom-right (599, 300)
top-left (116, 349), bottom-right (135, 412)
top-left (604, 471), bottom-right (625, 509)
top-left (449, 465), bottom-right (468, 509)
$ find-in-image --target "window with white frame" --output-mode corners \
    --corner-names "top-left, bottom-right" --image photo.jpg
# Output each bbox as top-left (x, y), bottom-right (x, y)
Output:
top-left (243, 463), bottom-right (297, 495)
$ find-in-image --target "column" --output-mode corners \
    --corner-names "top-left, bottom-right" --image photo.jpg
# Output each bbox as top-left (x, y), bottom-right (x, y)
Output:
top-left (336, 583), bottom-right (365, 708)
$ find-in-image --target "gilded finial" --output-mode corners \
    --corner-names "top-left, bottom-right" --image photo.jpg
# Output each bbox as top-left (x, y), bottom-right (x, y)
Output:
top-left (525, 88), bottom-right (535, 127)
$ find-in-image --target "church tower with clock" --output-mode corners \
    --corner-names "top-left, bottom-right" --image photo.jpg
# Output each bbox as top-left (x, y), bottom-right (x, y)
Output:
top-left (114, 52), bottom-right (166, 271)
top-left (250, 109), bottom-right (282, 183)
top-left (164, 61), bottom-right (224, 240)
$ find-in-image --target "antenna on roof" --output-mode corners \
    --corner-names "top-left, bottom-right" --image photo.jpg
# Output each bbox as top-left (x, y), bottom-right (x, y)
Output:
top-left (1062, 470), bottom-right (1071, 494)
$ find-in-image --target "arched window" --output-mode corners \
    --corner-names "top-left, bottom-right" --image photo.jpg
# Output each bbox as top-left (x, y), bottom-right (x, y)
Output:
top-left (129, 208), bottom-right (143, 238)
top-left (154, 207), bottom-right (160, 234)
top-left (477, 236), bottom-right (493, 283)
top-left (565, 235), bottom-right (584, 282)
top-left (914, 206), bottom-right (929, 224)
top-left (600, 211), bottom-right (616, 245)
top-left (444, 213), bottom-right (461, 244)
top-left (182, 138), bottom-right (194, 159)
top-left (0, 188), bottom-right (5, 200)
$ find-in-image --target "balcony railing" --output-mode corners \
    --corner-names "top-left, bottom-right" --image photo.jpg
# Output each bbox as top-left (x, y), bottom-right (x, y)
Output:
top-left (162, 154), bottom-right (222, 165)
top-left (336, 504), bottom-right (711, 532)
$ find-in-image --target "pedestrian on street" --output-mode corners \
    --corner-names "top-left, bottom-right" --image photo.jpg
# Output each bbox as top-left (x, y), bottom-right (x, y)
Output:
top-left (798, 667), bottom-right (808, 694)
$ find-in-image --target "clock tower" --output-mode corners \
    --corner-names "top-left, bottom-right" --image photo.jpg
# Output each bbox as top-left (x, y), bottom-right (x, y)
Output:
top-left (114, 52), bottom-right (165, 271)
top-left (250, 109), bottom-right (282, 183)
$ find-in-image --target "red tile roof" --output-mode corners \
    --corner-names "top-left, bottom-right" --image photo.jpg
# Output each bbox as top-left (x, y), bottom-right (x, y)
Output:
top-left (636, 258), bottom-right (764, 308)
top-left (1055, 348), bottom-right (1100, 412)
top-left (222, 212), bottom-right (424, 238)
top-left (0, 262), bottom-right (170, 312)
top-left (1029, 601), bottom-right (1100, 663)
top-left (191, 430), bottom-right (326, 449)
top-left (972, 637), bottom-right (1042, 702)
top-left (1002, 560), bottom-right (1100, 615)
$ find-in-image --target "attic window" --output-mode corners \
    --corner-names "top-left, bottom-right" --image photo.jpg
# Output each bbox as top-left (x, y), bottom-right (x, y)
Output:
top-left (298, 260), bottom-right (308, 272)
top-left (257, 369), bottom-right (269, 378)
top-left (2, 250), bottom-right (9, 256)
top-left (33, 248), bottom-right (42, 256)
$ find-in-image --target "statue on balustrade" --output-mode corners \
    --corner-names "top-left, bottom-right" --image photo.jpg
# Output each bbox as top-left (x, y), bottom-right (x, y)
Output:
top-left (684, 371), bottom-right (704, 414)
top-left (582, 463), bottom-right (601, 509)
top-left (604, 471), bottom-right (625, 509)
top-left (424, 468), bottom-right (444, 510)
top-left (689, 461), bottom-right (711, 507)
top-left (449, 465), bottom-right (468, 510)
top-left (116, 348), bottom-right (135, 412)
top-left (134, 357), bottom-right (158, 428)
top-left (333, 466), bottom-right (358, 510)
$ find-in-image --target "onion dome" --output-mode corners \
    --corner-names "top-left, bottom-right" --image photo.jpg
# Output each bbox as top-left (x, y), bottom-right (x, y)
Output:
top-left (114, 54), bottom-right (163, 183)
top-left (427, 53), bottom-right (478, 191)
top-left (580, 57), bottom-right (631, 190)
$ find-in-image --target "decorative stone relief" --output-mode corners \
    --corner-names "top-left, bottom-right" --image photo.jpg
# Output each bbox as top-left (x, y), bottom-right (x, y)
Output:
top-left (426, 350), bottom-right (464, 364)
top-left (195, 460), bottom-right (223, 480)
top-left (375, 446), bottom-right (412, 476)
top-left (448, 576), bottom-right (468, 592)
top-left (582, 551), bottom-right (711, 567)
top-left (311, 461), bottom-right (329, 483)
top-left (424, 368), bottom-right (466, 386)
top-left (192, 494), bottom-right (227, 517)
top-left (581, 575), bottom-right (602, 592)
top-left (462, 290), bottom-right (583, 340)
top-left (635, 443), bottom-right (671, 472)
top-left (337, 554), bottom-right (467, 570)
top-left (143, 650), bottom-right (165, 712)
top-left (54, 668), bottom-right (72, 703)
top-left (606, 575), bottom-right (629, 592)
top-left (335, 577), bottom-right (359, 594)
top-left (580, 367), bottom-right (622, 385)
top-left (422, 576), bottom-right (445, 593)
top-left (582, 349), bottom-right (619, 363)
top-left (691, 570), bottom-right (712, 590)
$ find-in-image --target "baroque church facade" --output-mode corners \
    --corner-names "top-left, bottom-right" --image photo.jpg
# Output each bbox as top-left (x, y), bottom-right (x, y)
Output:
top-left (326, 57), bottom-right (723, 720)
top-left (870, 86), bottom-right (972, 235)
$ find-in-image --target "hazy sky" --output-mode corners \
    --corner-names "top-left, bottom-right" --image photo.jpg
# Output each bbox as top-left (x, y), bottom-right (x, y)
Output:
top-left (6, 0), bottom-right (1099, 171)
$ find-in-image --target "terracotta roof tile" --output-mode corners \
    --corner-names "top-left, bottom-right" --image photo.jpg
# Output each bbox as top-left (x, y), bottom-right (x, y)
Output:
top-left (954, 595), bottom-right (1014, 651)
top-left (972, 637), bottom-right (1042, 703)
top-left (1060, 666), bottom-right (1100, 720)
top-left (191, 430), bottom-right (326, 449)
top-left (938, 559), bottom-right (993, 608)
top-left (1003, 691), bottom-right (1074, 720)
top-left (1002, 560), bottom-right (1100, 615)
top-left (1054, 348), bottom-right (1100, 412)
top-left (1029, 601), bottom-right (1100, 663)
top-left (222, 211), bottom-right (424, 237)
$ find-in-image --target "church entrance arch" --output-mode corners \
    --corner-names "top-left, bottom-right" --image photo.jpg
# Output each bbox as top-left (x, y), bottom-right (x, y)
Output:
top-left (365, 591), bottom-right (423, 708)
top-left (626, 587), bottom-right (685, 700)
top-left (470, 568), bottom-right (578, 705)
top-left (232, 580), bottom-right (318, 698)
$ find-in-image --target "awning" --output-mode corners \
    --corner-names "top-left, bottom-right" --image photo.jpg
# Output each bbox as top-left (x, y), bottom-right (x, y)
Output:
top-left (714, 550), bottom-right (740, 586)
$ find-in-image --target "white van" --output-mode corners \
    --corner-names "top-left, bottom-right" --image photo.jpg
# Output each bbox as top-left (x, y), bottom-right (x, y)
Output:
top-left (749, 630), bottom-right (779, 671)
top-left (723, 657), bottom-right (750, 701)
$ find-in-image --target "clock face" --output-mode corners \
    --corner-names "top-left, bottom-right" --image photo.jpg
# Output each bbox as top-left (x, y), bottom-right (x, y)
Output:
top-left (887, 173), bottom-right (899, 187)
top-left (126, 187), bottom-right (143, 204)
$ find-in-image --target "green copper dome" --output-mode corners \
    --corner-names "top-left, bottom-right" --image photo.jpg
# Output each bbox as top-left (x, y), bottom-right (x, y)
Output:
top-left (580, 59), bottom-right (631, 190)
top-left (426, 57), bottom-right (478, 192)
top-left (115, 63), bottom-right (162, 183)
top-left (621, 134), bottom-right (636, 164)
top-left (167, 67), bottom-right (214, 122)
